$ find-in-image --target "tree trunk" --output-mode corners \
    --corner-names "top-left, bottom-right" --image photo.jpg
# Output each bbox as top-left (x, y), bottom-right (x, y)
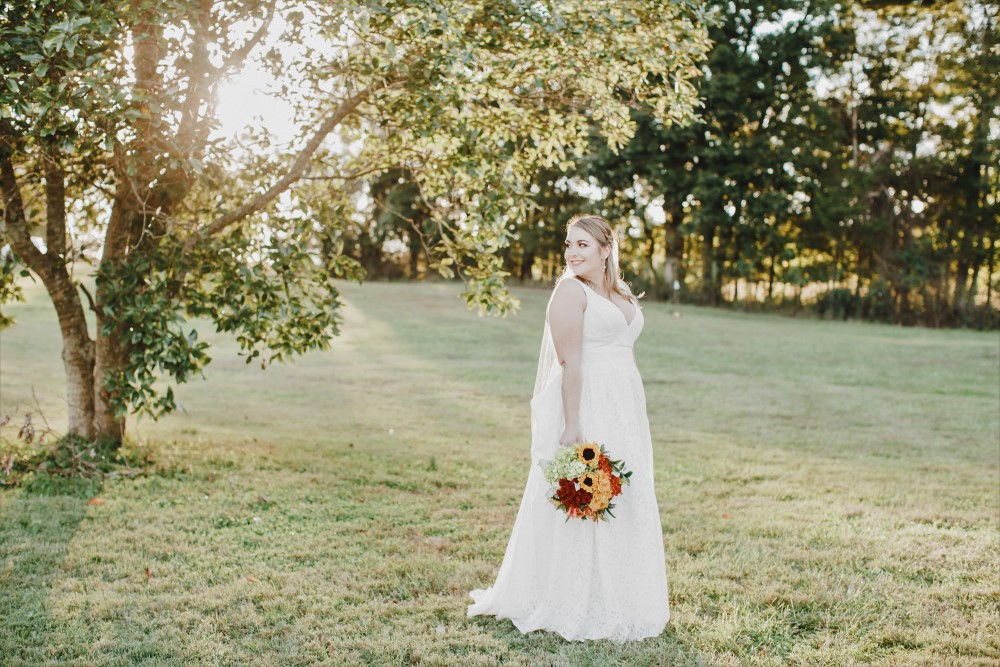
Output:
top-left (50, 273), bottom-right (97, 440)
top-left (898, 285), bottom-right (911, 325)
top-left (664, 201), bottom-right (685, 300)
top-left (640, 222), bottom-right (660, 298)
top-left (520, 249), bottom-right (535, 281)
top-left (84, 12), bottom-right (164, 444)
top-left (967, 234), bottom-right (984, 306)
top-left (408, 232), bottom-right (420, 279)
top-left (767, 255), bottom-right (776, 301)
top-left (700, 226), bottom-right (718, 304)
top-left (92, 240), bottom-right (129, 442)
top-left (92, 313), bottom-right (127, 442)
top-left (2, 152), bottom-right (97, 439)
top-left (21, 263), bottom-right (96, 439)
top-left (986, 237), bottom-right (996, 306)
top-left (952, 259), bottom-right (969, 311)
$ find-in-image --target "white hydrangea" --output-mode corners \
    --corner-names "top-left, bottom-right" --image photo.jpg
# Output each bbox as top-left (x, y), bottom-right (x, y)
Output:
top-left (542, 445), bottom-right (587, 487)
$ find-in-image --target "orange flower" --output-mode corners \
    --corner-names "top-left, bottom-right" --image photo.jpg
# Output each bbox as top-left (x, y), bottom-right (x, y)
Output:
top-left (589, 471), bottom-right (613, 510)
top-left (599, 456), bottom-right (612, 475)
top-left (610, 474), bottom-right (622, 496)
top-left (589, 494), bottom-right (610, 511)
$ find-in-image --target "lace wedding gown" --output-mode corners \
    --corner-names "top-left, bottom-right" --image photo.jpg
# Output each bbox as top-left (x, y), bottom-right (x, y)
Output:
top-left (467, 278), bottom-right (670, 642)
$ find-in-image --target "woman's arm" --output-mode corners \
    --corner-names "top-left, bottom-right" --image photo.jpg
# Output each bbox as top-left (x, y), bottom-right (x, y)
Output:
top-left (548, 280), bottom-right (586, 445)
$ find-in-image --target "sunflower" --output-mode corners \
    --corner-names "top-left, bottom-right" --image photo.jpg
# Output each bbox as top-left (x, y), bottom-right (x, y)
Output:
top-left (578, 472), bottom-right (598, 493)
top-left (577, 443), bottom-right (601, 469)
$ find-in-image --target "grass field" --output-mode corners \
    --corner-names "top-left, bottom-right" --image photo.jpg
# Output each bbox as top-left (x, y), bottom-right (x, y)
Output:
top-left (1, 279), bottom-right (997, 667)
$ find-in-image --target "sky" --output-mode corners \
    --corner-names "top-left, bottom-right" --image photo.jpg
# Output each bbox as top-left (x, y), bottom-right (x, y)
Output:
top-left (215, 55), bottom-right (298, 146)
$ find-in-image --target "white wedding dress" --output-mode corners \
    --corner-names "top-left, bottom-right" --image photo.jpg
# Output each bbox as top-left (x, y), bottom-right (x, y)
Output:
top-left (467, 277), bottom-right (670, 642)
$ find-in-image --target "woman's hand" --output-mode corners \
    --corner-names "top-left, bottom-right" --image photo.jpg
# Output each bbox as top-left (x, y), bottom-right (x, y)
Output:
top-left (559, 424), bottom-right (584, 447)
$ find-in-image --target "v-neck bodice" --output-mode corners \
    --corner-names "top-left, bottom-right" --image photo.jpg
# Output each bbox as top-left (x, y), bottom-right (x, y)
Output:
top-left (576, 279), bottom-right (637, 326)
top-left (571, 278), bottom-right (643, 351)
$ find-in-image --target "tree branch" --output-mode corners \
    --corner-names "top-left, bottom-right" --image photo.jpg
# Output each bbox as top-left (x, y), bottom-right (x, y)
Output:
top-left (1, 154), bottom-right (50, 277)
top-left (298, 164), bottom-right (394, 182)
top-left (175, 0), bottom-right (214, 158)
top-left (219, 0), bottom-right (277, 75)
top-left (78, 282), bottom-right (97, 313)
top-left (102, 8), bottom-right (167, 263)
top-left (43, 148), bottom-right (68, 263)
top-left (192, 82), bottom-right (394, 243)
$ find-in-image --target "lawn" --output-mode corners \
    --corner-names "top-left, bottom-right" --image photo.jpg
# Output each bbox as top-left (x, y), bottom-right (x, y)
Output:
top-left (1, 279), bottom-right (997, 666)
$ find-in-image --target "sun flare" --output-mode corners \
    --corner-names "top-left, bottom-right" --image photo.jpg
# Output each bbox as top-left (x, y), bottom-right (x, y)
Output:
top-left (215, 66), bottom-right (295, 143)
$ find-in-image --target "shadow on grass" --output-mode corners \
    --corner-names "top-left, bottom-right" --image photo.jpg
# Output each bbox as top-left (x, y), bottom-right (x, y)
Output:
top-left (469, 615), bottom-right (712, 666)
top-left (0, 477), bottom-right (103, 665)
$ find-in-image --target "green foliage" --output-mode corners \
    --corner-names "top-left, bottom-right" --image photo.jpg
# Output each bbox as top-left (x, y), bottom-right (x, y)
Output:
top-left (95, 248), bottom-right (212, 419)
top-left (182, 221), bottom-right (345, 367)
top-left (95, 216), bottom-right (345, 420)
top-left (1, 0), bottom-right (713, 435)
top-left (0, 0), bottom-right (125, 146)
top-left (289, 0), bottom-right (712, 312)
top-left (478, 0), bottom-right (998, 327)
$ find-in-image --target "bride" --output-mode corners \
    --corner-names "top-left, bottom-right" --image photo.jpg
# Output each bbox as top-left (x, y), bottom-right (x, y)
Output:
top-left (467, 214), bottom-right (670, 642)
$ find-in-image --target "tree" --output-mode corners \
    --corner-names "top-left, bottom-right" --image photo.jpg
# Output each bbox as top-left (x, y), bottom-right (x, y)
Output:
top-left (585, 0), bottom-right (845, 306)
top-left (0, 0), bottom-right (711, 443)
top-left (828, 0), bottom-right (999, 325)
top-left (560, 0), bottom-right (997, 326)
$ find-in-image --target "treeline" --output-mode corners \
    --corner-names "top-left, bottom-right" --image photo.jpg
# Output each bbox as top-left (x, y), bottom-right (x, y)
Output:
top-left (336, 0), bottom-right (998, 328)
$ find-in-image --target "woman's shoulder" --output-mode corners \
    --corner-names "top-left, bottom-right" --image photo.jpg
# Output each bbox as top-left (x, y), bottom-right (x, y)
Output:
top-left (551, 277), bottom-right (588, 302)
top-left (546, 278), bottom-right (587, 321)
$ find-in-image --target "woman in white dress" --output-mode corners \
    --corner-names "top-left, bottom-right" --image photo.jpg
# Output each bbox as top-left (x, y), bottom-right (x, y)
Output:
top-left (467, 214), bottom-right (670, 642)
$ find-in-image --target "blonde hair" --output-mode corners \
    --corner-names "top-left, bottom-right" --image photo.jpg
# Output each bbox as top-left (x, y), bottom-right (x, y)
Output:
top-left (562, 213), bottom-right (639, 303)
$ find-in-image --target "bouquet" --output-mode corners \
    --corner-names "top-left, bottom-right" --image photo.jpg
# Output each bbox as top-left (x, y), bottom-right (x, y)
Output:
top-left (541, 442), bottom-right (631, 522)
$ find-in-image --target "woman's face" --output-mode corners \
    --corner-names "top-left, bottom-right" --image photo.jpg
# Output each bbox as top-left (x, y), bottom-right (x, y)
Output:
top-left (565, 225), bottom-right (607, 281)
